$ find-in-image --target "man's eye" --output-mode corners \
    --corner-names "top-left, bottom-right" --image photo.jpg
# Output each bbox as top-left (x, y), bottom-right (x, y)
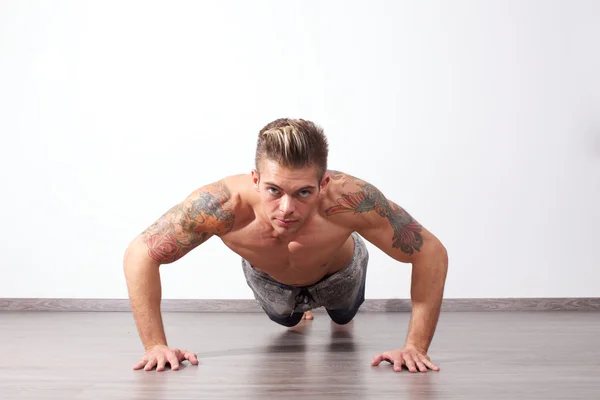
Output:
top-left (267, 188), bottom-right (280, 195)
top-left (299, 190), bottom-right (311, 198)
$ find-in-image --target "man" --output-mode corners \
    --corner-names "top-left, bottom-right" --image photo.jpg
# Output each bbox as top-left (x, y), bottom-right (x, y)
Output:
top-left (123, 118), bottom-right (449, 374)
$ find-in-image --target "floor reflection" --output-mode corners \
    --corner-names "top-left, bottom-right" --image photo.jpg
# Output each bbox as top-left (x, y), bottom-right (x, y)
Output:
top-left (243, 317), bottom-right (367, 399)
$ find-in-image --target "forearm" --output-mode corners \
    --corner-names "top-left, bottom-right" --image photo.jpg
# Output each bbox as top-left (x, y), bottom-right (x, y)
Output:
top-left (123, 247), bottom-right (168, 351)
top-left (405, 247), bottom-right (448, 352)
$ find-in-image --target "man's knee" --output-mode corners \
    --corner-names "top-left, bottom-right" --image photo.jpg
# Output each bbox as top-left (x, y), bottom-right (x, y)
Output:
top-left (326, 306), bottom-right (360, 325)
top-left (326, 292), bottom-right (364, 325)
top-left (327, 312), bottom-right (355, 325)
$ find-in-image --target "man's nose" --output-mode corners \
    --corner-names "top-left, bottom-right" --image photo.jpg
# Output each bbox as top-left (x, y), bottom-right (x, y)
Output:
top-left (279, 195), bottom-right (295, 215)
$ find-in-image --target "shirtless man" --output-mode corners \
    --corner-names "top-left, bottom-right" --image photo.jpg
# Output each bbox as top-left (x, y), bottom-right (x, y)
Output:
top-left (123, 118), bottom-right (449, 374)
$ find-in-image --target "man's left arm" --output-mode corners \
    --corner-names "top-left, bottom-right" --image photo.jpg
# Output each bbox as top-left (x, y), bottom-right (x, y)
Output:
top-left (325, 174), bottom-right (448, 372)
top-left (404, 239), bottom-right (448, 354)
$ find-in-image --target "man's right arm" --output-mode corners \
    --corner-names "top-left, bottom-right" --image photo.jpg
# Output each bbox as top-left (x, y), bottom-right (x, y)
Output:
top-left (123, 180), bottom-right (235, 352)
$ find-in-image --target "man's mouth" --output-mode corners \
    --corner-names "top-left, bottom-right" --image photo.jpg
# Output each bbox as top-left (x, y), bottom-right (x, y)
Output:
top-left (275, 218), bottom-right (298, 227)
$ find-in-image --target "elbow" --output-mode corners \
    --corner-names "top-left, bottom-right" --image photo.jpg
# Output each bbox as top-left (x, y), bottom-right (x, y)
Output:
top-left (417, 239), bottom-right (448, 267)
top-left (123, 237), bottom-right (161, 272)
top-left (437, 243), bottom-right (449, 274)
top-left (415, 241), bottom-right (448, 283)
top-left (440, 243), bottom-right (448, 266)
top-left (431, 235), bottom-right (448, 265)
top-left (123, 241), bottom-right (138, 267)
top-left (437, 245), bottom-right (449, 289)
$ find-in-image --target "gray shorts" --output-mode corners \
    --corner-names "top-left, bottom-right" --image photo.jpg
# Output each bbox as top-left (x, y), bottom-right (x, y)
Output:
top-left (242, 232), bottom-right (369, 326)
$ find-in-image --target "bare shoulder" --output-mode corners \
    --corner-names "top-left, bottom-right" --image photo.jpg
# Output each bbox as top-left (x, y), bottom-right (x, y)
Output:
top-left (134, 174), bottom-right (251, 264)
top-left (219, 173), bottom-right (255, 213)
top-left (184, 177), bottom-right (239, 234)
top-left (324, 169), bottom-right (363, 192)
top-left (321, 169), bottom-right (372, 228)
top-left (182, 173), bottom-right (254, 233)
top-left (322, 169), bottom-right (444, 263)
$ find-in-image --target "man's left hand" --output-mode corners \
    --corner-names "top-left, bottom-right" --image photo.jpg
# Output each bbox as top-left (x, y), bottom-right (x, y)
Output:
top-left (371, 346), bottom-right (440, 372)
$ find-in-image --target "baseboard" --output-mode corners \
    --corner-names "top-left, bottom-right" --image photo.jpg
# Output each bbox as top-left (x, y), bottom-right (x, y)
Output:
top-left (0, 298), bottom-right (599, 312)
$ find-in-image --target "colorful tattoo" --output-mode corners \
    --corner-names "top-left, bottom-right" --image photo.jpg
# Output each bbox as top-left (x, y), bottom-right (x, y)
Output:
top-left (326, 179), bottom-right (423, 255)
top-left (327, 170), bottom-right (352, 187)
top-left (141, 181), bottom-right (234, 263)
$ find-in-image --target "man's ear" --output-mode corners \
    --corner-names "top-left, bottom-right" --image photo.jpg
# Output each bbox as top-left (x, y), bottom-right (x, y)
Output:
top-left (251, 169), bottom-right (260, 187)
top-left (319, 175), bottom-right (331, 192)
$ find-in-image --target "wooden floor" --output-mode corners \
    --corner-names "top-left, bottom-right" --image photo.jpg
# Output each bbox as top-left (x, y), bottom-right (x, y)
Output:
top-left (1, 310), bottom-right (599, 399)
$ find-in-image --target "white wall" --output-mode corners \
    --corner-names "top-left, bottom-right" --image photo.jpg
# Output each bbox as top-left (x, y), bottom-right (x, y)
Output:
top-left (1, 0), bottom-right (598, 300)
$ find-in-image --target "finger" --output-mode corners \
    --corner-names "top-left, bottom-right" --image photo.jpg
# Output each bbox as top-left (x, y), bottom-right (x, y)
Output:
top-left (156, 356), bottom-right (166, 372)
top-left (420, 356), bottom-right (440, 371)
top-left (403, 354), bottom-right (418, 373)
top-left (371, 354), bottom-right (383, 366)
top-left (133, 358), bottom-right (148, 370)
top-left (184, 351), bottom-right (199, 365)
top-left (372, 353), bottom-right (392, 366)
top-left (393, 358), bottom-right (404, 372)
top-left (415, 359), bottom-right (428, 373)
top-left (144, 358), bottom-right (157, 371)
top-left (167, 353), bottom-right (180, 371)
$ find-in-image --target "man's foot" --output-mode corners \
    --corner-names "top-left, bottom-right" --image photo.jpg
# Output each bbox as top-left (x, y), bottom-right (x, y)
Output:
top-left (302, 311), bottom-right (314, 320)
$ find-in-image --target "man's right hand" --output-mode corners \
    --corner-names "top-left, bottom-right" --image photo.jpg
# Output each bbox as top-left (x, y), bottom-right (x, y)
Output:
top-left (133, 344), bottom-right (199, 372)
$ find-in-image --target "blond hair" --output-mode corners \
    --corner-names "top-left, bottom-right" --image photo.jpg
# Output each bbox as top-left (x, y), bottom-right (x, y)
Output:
top-left (255, 118), bottom-right (329, 180)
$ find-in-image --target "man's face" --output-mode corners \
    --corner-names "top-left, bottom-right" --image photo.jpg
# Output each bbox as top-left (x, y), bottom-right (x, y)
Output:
top-left (252, 159), bottom-right (329, 236)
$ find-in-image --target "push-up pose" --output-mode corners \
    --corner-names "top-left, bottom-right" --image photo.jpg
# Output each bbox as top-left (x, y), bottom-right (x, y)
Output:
top-left (124, 118), bottom-right (449, 373)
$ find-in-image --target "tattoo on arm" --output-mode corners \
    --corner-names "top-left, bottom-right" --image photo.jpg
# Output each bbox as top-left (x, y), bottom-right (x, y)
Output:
top-left (325, 181), bottom-right (423, 255)
top-left (140, 181), bottom-right (235, 263)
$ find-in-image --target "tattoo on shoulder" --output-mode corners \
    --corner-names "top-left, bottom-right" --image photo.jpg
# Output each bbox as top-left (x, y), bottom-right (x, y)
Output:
top-left (327, 170), bottom-right (353, 187)
top-left (325, 180), bottom-right (423, 255)
top-left (141, 181), bottom-right (235, 263)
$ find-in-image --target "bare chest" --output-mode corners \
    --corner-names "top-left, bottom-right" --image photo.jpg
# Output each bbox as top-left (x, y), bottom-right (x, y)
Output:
top-left (221, 218), bottom-right (354, 285)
